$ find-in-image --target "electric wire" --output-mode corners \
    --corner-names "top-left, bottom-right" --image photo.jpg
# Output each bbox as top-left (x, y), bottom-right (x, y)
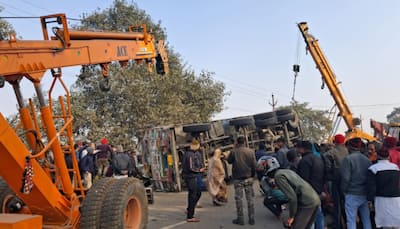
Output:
top-left (0, 1), bottom-right (35, 16)
top-left (0, 16), bottom-right (82, 21)
top-left (19, 0), bottom-right (53, 14)
top-left (215, 73), bottom-right (292, 100)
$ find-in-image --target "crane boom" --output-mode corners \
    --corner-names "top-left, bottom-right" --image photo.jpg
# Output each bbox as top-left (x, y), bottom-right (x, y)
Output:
top-left (0, 14), bottom-right (168, 81)
top-left (297, 22), bottom-right (375, 141)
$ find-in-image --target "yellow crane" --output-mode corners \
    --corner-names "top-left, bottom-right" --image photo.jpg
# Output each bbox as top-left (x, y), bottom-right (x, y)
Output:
top-left (297, 22), bottom-right (375, 141)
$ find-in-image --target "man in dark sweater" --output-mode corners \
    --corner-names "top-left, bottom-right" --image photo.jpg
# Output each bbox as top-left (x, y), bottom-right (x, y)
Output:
top-left (263, 156), bottom-right (320, 229)
top-left (326, 134), bottom-right (349, 229)
top-left (182, 139), bottom-right (205, 223)
top-left (296, 140), bottom-right (325, 229)
top-left (274, 137), bottom-right (289, 169)
top-left (112, 145), bottom-right (134, 177)
top-left (341, 137), bottom-right (372, 229)
top-left (227, 136), bottom-right (257, 225)
top-left (95, 138), bottom-right (112, 177)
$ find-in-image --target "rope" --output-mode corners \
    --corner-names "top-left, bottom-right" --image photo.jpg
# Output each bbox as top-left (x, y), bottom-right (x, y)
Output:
top-left (291, 31), bottom-right (302, 102)
top-left (291, 70), bottom-right (298, 102)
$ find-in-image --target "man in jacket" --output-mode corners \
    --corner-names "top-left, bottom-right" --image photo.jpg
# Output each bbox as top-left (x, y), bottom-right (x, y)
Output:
top-left (182, 139), bottom-right (205, 223)
top-left (263, 157), bottom-right (320, 229)
top-left (383, 136), bottom-right (400, 168)
top-left (326, 133), bottom-right (349, 229)
top-left (227, 136), bottom-right (257, 225)
top-left (296, 140), bottom-right (325, 229)
top-left (96, 138), bottom-right (112, 177)
top-left (367, 147), bottom-right (400, 228)
top-left (112, 145), bottom-right (134, 177)
top-left (78, 143), bottom-right (95, 189)
top-left (341, 137), bottom-right (372, 229)
top-left (274, 137), bottom-right (289, 169)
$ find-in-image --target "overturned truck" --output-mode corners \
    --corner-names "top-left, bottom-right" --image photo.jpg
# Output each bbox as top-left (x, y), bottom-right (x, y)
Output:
top-left (139, 108), bottom-right (302, 191)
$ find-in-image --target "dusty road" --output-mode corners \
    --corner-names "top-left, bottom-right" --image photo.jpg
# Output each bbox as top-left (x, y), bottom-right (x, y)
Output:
top-left (148, 181), bottom-right (287, 229)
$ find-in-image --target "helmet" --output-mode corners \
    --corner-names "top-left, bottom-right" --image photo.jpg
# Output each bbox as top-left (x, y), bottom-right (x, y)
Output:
top-left (257, 155), bottom-right (280, 175)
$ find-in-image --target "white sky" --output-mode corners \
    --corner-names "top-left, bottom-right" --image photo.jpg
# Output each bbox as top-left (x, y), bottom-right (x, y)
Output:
top-left (1, 0), bottom-right (400, 135)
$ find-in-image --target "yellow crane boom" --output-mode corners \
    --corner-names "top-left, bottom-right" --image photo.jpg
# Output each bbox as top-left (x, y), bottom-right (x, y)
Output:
top-left (297, 22), bottom-right (375, 141)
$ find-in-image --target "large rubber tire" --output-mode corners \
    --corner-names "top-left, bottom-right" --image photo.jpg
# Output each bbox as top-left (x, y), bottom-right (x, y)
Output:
top-left (277, 113), bottom-right (295, 122)
top-left (255, 117), bottom-right (278, 128)
top-left (229, 117), bottom-right (254, 126)
top-left (0, 177), bottom-right (16, 213)
top-left (182, 123), bottom-right (211, 133)
top-left (100, 178), bottom-right (148, 229)
top-left (275, 108), bottom-right (293, 116)
top-left (253, 112), bottom-right (276, 121)
top-left (80, 178), bottom-right (116, 229)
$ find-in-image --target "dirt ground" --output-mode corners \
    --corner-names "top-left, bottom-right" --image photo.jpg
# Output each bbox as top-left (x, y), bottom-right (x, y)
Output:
top-left (148, 181), bottom-right (287, 229)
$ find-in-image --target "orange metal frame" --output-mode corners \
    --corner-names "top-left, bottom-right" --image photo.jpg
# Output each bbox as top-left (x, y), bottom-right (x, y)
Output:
top-left (0, 13), bottom-right (168, 227)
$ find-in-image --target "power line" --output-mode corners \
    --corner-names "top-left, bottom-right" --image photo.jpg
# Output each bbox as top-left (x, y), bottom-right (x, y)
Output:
top-left (0, 1), bottom-right (35, 16)
top-left (0, 16), bottom-right (82, 21)
top-left (19, 0), bottom-right (52, 14)
top-left (215, 73), bottom-right (292, 100)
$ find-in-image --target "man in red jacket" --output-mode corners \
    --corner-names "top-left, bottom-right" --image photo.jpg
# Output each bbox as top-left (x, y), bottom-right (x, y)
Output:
top-left (383, 137), bottom-right (400, 168)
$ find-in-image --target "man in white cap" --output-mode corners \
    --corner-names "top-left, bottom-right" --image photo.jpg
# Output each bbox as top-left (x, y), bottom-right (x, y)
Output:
top-left (182, 139), bottom-right (205, 222)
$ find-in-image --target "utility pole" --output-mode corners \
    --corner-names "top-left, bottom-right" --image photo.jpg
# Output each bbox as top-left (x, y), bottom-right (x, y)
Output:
top-left (269, 93), bottom-right (278, 111)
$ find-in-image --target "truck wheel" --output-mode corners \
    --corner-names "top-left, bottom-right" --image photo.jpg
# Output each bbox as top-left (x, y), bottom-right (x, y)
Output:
top-left (100, 178), bottom-right (148, 229)
top-left (253, 112), bottom-right (276, 120)
top-left (277, 113), bottom-right (295, 122)
top-left (275, 108), bottom-right (293, 116)
top-left (80, 178), bottom-right (115, 229)
top-left (0, 177), bottom-right (15, 213)
top-left (229, 117), bottom-right (254, 126)
top-left (255, 117), bottom-right (278, 128)
top-left (182, 123), bottom-right (211, 133)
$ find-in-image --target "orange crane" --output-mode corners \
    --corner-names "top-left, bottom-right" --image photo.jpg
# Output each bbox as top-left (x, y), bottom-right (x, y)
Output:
top-left (0, 14), bottom-right (168, 228)
top-left (297, 22), bottom-right (375, 141)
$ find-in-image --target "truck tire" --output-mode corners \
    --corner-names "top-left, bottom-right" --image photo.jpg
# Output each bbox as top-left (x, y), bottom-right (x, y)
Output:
top-left (80, 178), bottom-right (115, 229)
top-left (255, 117), bottom-right (278, 128)
top-left (277, 113), bottom-right (295, 122)
top-left (275, 108), bottom-right (293, 116)
top-left (182, 123), bottom-right (211, 133)
top-left (229, 117), bottom-right (254, 126)
top-left (100, 178), bottom-right (148, 229)
top-left (0, 177), bottom-right (15, 213)
top-left (253, 112), bottom-right (276, 120)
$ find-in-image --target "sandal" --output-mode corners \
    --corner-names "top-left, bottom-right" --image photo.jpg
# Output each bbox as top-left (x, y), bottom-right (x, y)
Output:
top-left (187, 218), bottom-right (200, 222)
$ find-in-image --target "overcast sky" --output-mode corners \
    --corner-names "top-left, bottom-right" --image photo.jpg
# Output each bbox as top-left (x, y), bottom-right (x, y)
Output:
top-left (1, 0), bottom-right (400, 134)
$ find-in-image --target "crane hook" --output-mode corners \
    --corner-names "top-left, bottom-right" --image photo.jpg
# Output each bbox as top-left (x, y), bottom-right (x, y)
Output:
top-left (99, 78), bottom-right (111, 92)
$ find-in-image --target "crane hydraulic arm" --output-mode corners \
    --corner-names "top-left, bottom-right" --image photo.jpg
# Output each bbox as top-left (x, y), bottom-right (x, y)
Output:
top-left (0, 14), bottom-right (168, 228)
top-left (297, 22), bottom-right (375, 141)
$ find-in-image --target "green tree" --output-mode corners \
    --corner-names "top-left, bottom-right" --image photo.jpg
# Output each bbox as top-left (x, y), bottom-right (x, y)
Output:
top-left (387, 107), bottom-right (400, 123)
top-left (0, 7), bottom-right (15, 40)
top-left (71, 0), bottom-right (227, 146)
top-left (280, 102), bottom-right (332, 142)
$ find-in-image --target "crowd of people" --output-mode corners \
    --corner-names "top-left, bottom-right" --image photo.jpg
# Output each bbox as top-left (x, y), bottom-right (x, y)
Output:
top-left (182, 135), bottom-right (400, 229)
top-left (73, 138), bottom-right (139, 189)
